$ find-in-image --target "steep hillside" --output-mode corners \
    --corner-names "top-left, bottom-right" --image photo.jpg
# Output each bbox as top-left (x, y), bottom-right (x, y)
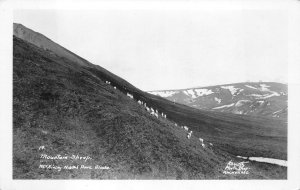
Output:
top-left (13, 24), bottom-right (287, 179)
top-left (149, 83), bottom-right (287, 119)
top-left (13, 36), bottom-right (227, 179)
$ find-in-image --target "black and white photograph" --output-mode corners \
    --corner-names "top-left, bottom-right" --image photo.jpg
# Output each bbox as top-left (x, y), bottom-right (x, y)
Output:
top-left (1, 0), bottom-right (300, 189)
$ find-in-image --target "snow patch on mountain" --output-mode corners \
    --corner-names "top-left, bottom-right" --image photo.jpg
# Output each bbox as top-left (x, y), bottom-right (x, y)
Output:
top-left (247, 92), bottom-right (280, 99)
top-left (261, 92), bottom-right (280, 99)
top-left (214, 97), bottom-right (221, 104)
top-left (237, 89), bottom-right (244, 95)
top-left (247, 94), bottom-right (263, 98)
top-left (150, 91), bottom-right (178, 97)
top-left (257, 100), bottom-right (265, 105)
top-left (194, 89), bottom-right (214, 97)
top-left (212, 103), bottom-right (235, 109)
top-left (221, 86), bottom-right (239, 96)
top-left (185, 89), bottom-right (197, 99)
top-left (245, 85), bottom-right (257, 90)
top-left (235, 100), bottom-right (251, 107)
top-left (260, 84), bottom-right (271, 91)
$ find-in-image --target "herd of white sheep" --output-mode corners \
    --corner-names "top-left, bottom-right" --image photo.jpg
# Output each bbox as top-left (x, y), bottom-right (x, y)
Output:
top-left (105, 80), bottom-right (213, 150)
top-left (179, 125), bottom-right (213, 148)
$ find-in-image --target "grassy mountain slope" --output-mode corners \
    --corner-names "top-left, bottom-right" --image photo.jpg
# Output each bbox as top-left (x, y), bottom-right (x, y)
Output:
top-left (13, 36), bottom-right (230, 179)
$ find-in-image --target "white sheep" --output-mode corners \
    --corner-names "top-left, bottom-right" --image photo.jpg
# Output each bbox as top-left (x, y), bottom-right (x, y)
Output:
top-left (150, 109), bottom-right (158, 118)
top-left (199, 138), bottom-right (204, 143)
top-left (199, 138), bottom-right (205, 148)
top-left (187, 131), bottom-right (193, 139)
top-left (183, 126), bottom-right (188, 131)
top-left (127, 93), bottom-right (133, 99)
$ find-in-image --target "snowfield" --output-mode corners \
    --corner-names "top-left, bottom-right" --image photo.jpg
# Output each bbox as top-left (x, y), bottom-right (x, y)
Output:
top-left (214, 97), bottom-right (221, 104)
top-left (183, 88), bottom-right (214, 98)
top-left (235, 100), bottom-right (251, 107)
top-left (194, 89), bottom-right (214, 97)
top-left (149, 91), bottom-right (178, 97)
top-left (212, 103), bottom-right (235, 109)
top-left (185, 89), bottom-right (197, 99)
top-left (221, 85), bottom-right (239, 96)
top-left (260, 84), bottom-right (271, 91)
top-left (245, 85), bottom-right (257, 90)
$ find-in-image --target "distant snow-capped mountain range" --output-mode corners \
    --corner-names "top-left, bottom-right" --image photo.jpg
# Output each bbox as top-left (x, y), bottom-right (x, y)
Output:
top-left (148, 82), bottom-right (287, 118)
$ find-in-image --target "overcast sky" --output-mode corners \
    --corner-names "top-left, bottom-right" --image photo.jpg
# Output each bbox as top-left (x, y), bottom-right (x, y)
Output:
top-left (14, 7), bottom-right (288, 91)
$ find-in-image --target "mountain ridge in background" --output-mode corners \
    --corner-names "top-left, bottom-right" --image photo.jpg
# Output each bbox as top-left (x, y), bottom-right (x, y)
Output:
top-left (13, 23), bottom-right (287, 179)
top-left (149, 82), bottom-right (287, 119)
